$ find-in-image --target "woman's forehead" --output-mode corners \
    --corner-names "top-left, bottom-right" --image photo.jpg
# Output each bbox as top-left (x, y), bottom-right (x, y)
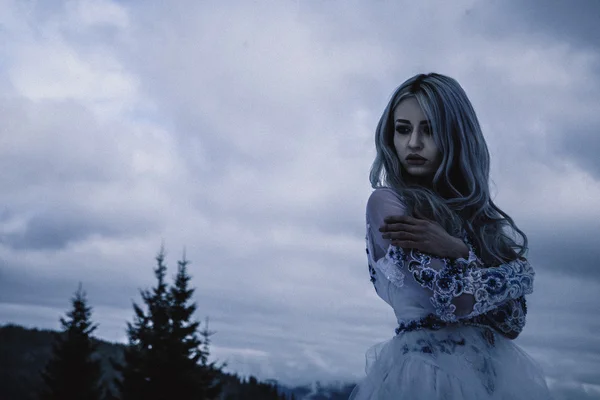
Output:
top-left (393, 97), bottom-right (427, 121)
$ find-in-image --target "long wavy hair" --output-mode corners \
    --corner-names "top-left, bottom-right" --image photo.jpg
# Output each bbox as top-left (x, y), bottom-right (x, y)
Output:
top-left (370, 73), bottom-right (527, 265)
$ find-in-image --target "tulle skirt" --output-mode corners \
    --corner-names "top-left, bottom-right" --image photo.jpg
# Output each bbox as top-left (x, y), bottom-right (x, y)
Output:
top-left (349, 325), bottom-right (553, 399)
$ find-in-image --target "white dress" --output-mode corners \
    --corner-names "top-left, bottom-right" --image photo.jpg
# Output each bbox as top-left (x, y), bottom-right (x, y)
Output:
top-left (349, 188), bottom-right (553, 400)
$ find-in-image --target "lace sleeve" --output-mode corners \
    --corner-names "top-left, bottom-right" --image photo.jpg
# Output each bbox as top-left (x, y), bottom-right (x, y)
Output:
top-left (385, 231), bottom-right (534, 322)
top-left (465, 296), bottom-right (528, 339)
top-left (366, 188), bottom-right (535, 324)
top-left (485, 296), bottom-right (528, 339)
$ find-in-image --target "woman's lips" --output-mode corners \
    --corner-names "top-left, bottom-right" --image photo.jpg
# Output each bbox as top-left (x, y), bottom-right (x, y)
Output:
top-left (406, 159), bottom-right (427, 165)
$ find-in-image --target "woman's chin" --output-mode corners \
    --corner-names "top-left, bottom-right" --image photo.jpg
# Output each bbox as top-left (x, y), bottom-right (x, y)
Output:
top-left (405, 168), bottom-right (435, 178)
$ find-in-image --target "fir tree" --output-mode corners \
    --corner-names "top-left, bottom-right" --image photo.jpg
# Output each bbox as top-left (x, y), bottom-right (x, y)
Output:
top-left (115, 246), bottom-right (223, 400)
top-left (197, 317), bottom-right (224, 398)
top-left (169, 251), bottom-right (224, 399)
top-left (39, 283), bottom-right (105, 400)
top-left (115, 246), bottom-right (171, 400)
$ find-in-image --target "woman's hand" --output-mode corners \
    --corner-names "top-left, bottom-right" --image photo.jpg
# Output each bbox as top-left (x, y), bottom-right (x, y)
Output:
top-left (379, 213), bottom-right (469, 259)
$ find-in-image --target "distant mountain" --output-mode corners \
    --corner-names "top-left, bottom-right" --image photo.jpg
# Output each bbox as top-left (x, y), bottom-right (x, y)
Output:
top-left (0, 323), bottom-right (126, 400)
top-left (0, 324), bottom-right (355, 400)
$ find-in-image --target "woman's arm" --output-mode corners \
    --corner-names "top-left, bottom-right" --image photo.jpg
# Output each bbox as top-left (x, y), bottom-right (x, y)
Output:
top-left (479, 296), bottom-right (527, 339)
top-left (377, 204), bottom-right (530, 338)
top-left (367, 188), bottom-right (534, 324)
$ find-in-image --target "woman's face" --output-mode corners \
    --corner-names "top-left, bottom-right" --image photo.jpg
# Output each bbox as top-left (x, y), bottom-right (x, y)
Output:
top-left (393, 97), bottom-right (442, 181)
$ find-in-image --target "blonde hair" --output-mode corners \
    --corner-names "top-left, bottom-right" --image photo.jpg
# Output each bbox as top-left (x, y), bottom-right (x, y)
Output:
top-left (370, 73), bottom-right (527, 265)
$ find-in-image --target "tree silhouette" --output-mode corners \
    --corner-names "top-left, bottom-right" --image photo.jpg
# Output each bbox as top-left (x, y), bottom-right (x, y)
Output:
top-left (39, 283), bottom-right (105, 400)
top-left (169, 254), bottom-right (223, 399)
top-left (115, 246), bottom-right (223, 400)
top-left (198, 317), bottom-right (225, 398)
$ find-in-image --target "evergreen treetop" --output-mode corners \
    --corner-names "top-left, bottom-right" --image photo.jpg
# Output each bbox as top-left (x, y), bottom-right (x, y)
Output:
top-left (115, 246), bottom-right (223, 400)
top-left (39, 283), bottom-right (105, 400)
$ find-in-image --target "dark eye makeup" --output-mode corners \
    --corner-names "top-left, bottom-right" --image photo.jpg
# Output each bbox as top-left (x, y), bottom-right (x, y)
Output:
top-left (394, 124), bottom-right (432, 135)
top-left (395, 125), bottom-right (412, 134)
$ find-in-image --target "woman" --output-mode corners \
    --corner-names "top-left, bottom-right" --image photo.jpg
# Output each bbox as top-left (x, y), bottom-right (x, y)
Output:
top-left (349, 73), bottom-right (552, 399)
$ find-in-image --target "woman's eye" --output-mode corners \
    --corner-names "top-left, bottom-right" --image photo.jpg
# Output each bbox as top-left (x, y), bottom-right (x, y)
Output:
top-left (395, 125), bottom-right (411, 134)
top-left (421, 125), bottom-right (432, 135)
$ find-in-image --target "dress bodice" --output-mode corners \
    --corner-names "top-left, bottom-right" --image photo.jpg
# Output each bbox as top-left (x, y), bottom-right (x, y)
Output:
top-left (368, 251), bottom-right (433, 324)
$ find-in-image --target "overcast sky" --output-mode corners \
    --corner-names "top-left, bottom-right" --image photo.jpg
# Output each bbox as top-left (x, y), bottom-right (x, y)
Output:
top-left (1, 0), bottom-right (599, 398)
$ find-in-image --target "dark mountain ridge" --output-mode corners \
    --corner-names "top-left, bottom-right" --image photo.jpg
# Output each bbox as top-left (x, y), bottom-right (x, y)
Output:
top-left (0, 324), bottom-right (355, 400)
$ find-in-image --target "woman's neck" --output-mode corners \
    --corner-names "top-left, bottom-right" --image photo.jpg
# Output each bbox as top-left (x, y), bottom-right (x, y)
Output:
top-left (406, 176), bottom-right (434, 191)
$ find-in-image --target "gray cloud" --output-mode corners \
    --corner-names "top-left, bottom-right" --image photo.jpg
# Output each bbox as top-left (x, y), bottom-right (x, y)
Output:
top-left (557, 123), bottom-right (600, 180)
top-left (504, 0), bottom-right (600, 50)
top-left (1, 205), bottom-right (158, 251)
top-left (459, 0), bottom-right (600, 182)
top-left (0, 99), bottom-right (122, 189)
top-left (527, 222), bottom-right (600, 281)
top-left (464, 0), bottom-right (600, 51)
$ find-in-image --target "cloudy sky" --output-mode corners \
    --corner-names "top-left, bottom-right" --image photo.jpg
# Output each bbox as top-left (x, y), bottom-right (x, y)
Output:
top-left (1, 0), bottom-right (599, 398)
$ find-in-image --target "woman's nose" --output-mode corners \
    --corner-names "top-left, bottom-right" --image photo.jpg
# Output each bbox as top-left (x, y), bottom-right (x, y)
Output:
top-left (407, 131), bottom-right (423, 149)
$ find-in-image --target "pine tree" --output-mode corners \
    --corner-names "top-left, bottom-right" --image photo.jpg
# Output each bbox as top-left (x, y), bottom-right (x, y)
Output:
top-left (39, 283), bottom-right (105, 400)
top-left (115, 246), bottom-right (223, 400)
top-left (197, 317), bottom-right (224, 398)
top-left (167, 251), bottom-right (223, 399)
top-left (115, 246), bottom-right (172, 400)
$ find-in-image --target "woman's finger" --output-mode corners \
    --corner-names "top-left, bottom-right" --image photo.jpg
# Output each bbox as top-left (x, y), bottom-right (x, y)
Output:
top-left (383, 215), bottom-right (420, 225)
top-left (380, 222), bottom-right (417, 233)
top-left (383, 231), bottom-right (418, 241)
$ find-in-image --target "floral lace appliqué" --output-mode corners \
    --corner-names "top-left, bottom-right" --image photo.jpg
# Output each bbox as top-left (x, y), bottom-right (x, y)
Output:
top-left (368, 229), bottom-right (535, 323)
top-left (482, 296), bottom-right (527, 339)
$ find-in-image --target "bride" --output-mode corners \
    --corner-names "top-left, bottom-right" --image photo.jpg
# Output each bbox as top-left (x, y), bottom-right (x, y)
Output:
top-left (349, 73), bottom-right (552, 399)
